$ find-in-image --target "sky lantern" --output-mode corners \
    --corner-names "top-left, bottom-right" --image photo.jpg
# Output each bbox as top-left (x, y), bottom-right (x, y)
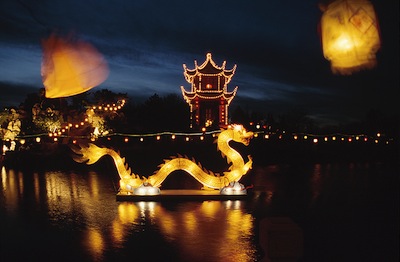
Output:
top-left (41, 34), bottom-right (109, 98)
top-left (320, 0), bottom-right (381, 74)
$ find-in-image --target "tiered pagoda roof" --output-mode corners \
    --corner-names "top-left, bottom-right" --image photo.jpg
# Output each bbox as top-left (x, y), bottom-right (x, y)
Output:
top-left (181, 53), bottom-right (237, 104)
top-left (183, 53), bottom-right (236, 85)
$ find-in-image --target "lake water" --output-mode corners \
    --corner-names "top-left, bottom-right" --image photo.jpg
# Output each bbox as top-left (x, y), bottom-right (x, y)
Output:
top-left (1, 156), bottom-right (399, 261)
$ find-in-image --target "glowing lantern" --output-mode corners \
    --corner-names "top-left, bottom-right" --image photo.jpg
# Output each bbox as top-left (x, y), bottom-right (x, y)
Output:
top-left (320, 0), bottom-right (380, 74)
top-left (41, 34), bottom-right (109, 98)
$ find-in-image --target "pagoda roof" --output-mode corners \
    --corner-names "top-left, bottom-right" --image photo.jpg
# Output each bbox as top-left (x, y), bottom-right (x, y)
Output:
top-left (181, 86), bottom-right (238, 105)
top-left (183, 53), bottom-right (236, 83)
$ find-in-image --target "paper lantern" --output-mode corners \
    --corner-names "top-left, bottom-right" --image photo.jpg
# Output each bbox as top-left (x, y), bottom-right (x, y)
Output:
top-left (320, 0), bottom-right (380, 74)
top-left (41, 34), bottom-right (109, 98)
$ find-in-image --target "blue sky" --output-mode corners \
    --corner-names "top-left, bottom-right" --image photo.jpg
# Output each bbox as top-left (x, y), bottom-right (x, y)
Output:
top-left (0, 0), bottom-right (398, 126)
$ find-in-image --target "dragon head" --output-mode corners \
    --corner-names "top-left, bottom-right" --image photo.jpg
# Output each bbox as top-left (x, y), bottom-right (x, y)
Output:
top-left (229, 124), bottom-right (254, 146)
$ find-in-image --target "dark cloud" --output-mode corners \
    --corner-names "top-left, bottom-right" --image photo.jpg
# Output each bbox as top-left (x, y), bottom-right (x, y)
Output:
top-left (0, 0), bottom-right (398, 125)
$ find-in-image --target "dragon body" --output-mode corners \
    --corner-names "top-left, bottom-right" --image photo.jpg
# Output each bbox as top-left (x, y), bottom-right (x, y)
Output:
top-left (72, 124), bottom-right (253, 193)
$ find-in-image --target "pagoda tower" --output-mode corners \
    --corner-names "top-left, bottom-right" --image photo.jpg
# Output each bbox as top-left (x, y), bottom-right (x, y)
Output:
top-left (181, 53), bottom-right (238, 129)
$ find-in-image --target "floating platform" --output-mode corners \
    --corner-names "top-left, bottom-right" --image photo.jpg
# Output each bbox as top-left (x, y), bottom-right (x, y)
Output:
top-left (116, 189), bottom-right (249, 202)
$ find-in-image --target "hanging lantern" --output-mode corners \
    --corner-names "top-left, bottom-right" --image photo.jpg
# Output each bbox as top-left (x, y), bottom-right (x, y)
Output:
top-left (320, 0), bottom-right (381, 74)
top-left (41, 33), bottom-right (109, 98)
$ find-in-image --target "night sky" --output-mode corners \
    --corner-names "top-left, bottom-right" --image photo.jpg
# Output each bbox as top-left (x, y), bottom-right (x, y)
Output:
top-left (0, 0), bottom-right (398, 126)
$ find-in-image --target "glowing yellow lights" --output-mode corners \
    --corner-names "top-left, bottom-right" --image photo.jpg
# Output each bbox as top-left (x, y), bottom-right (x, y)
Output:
top-left (200, 136), bottom-right (204, 141)
top-left (185, 137), bottom-right (190, 142)
top-left (304, 135), bottom-right (308, 140)
top-left (320, 0), bottom-right (381, 74)
top-left (171, 134), bottom-right (176, 140)
top-left (72, 125), bottom-right (253, 193)
top-left (293, 135), bottom-right (298, 140)
top-left (41, 33), bottom-right (109, 98)
top-left (376, 132), bottom-right (381, 137)
top-left (36, 137), bottom-right (41, 143)
top-left (156, 135), bottom-right (161, 140)
top-left (265, 134), bottom-right (269, 139)
top-left (140, 138), bottom-right (144, 142)
top-left (181, 53), bottom-right (238, 127)
top-left (124, 138), bottom-right (129, 143)
top-left (313, 138), bottom-right (318, 143)
top-left (324, 137), bottom-right (328, 142)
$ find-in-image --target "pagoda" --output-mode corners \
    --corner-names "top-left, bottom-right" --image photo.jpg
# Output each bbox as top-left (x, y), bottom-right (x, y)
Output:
top-left (181, 53), bottom-right (238, 129)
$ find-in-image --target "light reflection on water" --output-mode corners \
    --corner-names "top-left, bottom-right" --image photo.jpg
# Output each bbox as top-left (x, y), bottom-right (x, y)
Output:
top-left (1, 161), bottom-right (398, 261)
top-left (1, 167), bottom-right (258, 261)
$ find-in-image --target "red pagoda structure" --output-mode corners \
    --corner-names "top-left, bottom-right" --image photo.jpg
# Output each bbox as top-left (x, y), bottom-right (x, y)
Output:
top-left (181, 53), bottom-right (238, 129)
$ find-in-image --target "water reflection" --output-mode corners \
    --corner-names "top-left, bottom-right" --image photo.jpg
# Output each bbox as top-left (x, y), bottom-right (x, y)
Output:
top-left (1, 168), bottom-right (258, 261)
top-left (114, 200), bottom-right (257, 261)
top-left (2, 161), bottom-right (396, 261)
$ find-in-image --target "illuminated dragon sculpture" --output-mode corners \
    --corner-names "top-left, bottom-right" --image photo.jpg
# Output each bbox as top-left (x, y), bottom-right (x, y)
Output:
top-left (71, 124), bottom-right (253, 195)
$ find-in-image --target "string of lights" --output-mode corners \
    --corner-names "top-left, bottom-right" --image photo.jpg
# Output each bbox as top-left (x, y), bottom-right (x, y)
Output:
top-left (15, 130), bottom-right (393, 145)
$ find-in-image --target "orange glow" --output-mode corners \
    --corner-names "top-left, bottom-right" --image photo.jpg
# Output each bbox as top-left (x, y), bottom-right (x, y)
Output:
top-left (41, 34), bottom-right (109, 98)
top-left (320, 0), bottom-right (380, 74)
top-left (73, 125), bottom-right (253, 192)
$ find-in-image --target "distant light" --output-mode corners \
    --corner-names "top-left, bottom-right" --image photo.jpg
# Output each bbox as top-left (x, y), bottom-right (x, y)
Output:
top-left (140, 137), bottom-right (144, 142)
top-left (324, 137), bottom-right (328, 142)
top-left (376, 132), bottom-right (381, 137)
top-left (36, 137), bottom-right (41, 143)
top-left (171, 134), bottom-right (176, 140)
top-left (264, 134), bottom-right (269, 139)
top-left (293, 135), bottom-right (298, 140)
top-left (304, 135), bottom-right (308, 140)
top-left (313, 138), bottom-right (318, 144)
top-left (124, 137), bottom-right (129, 142)
top-left (156, 135), bottom-right (161, 140)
